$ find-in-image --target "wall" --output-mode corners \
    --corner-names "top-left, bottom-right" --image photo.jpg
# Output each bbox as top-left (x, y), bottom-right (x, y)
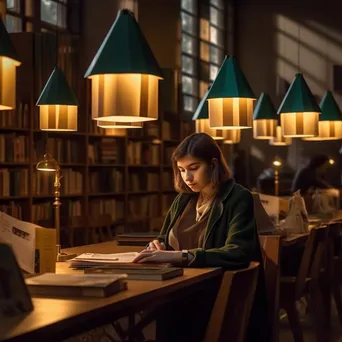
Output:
top-left (236, 0), bottom-right (342, 187)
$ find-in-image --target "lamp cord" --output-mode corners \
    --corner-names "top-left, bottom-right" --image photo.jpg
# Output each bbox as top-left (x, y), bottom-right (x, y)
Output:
top-left (297, 22), bottom-right (300, 73)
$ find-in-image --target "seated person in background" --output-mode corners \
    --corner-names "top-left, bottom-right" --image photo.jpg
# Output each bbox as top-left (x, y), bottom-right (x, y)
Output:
top-left (291, 153), bottom-right (333, 195)
top-left (133, 133), bottom-right (269, 342)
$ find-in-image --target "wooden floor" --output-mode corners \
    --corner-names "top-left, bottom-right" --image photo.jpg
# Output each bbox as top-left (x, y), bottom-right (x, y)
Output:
top-left (279, 300), bottom-right (342, 342)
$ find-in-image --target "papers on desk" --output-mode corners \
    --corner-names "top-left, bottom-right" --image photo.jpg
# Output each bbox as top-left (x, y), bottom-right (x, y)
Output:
top-left (69, 252), bottom-right (139, 269)
top-left (0, 212), bottom-right (56, 274)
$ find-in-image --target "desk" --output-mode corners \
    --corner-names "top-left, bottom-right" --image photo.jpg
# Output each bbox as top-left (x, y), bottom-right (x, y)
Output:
top-left (0, 241), bottom-right (221, 342)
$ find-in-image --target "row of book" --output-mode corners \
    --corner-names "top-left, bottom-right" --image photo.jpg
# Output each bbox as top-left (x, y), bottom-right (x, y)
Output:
top-left (0, 102), bottom-right (29, 128)
top-left (0, 134), bottom-right (29, 163)
top-left (0, 169), bottom-right (29, 196)
top-left (88, 138), bottom-right (123, 164)
top-left (89, 169), bottom-right (124, 193)
top-left (127, 142), bottom-right (160, 165)
top-left (33, 169), bottom-right (83, 196)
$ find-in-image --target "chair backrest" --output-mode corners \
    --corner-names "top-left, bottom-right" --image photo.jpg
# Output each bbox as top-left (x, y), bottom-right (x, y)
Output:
top-left (295, 225), bottom-right (328, 298)
top-left (259, 235), bottom-right (281, 342)
top-left (203, 261), bottom-right (260, 342)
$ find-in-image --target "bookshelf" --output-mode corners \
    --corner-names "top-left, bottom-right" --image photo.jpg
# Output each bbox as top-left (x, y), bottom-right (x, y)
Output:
top-left (0, 32), bottom-right (194, 235)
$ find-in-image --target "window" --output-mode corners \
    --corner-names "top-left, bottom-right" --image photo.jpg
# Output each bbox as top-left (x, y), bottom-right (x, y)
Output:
top-left (181, 0), bottom-right (230, 113)
top-left (41, 0), bottom-right (67, 28)
top-left (3, 0), bottom-right (71, 33)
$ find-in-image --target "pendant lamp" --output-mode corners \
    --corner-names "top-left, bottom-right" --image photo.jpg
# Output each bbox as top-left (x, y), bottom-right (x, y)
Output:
top-left (36, 67), bottom-right (78, 131)
top-left (222, 129), bottom-right (241, 144)
top-left (0, 18), bottom-right (21, 110)
top-left (269, 125), bottom-right (292, 146)
top-left (277, 73), bottom-right (320, 138)
top-left (192, 87), bottom-right (240, 142)
top-left (303, 91), bottom-right (342, 141)
top-left (206, 56), bottom-right (256, 130)
top-left (253, 93), bottom-right (277, 139)
top-left (85, 9), bottom-right (163, 124)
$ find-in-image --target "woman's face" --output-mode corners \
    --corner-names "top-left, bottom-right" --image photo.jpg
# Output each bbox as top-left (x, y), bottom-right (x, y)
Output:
top-left (177, 155), bottom-right (212, 192)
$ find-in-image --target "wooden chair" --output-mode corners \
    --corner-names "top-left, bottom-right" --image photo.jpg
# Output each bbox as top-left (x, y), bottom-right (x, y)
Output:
top-left (67, 214), bottom-right (114, 246)
top-left (203, 261), bottom-right (260, 342)
top-left (328, 222), bottom-right (342, 326)
top-left (279, 226), bottom-right (329, 342)
top-left (259, 235), bottom-right (281, 342)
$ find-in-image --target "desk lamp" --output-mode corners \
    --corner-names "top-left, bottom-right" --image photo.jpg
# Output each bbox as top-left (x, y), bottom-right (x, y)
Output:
top-left (36, 154), bottom-right (76, 262)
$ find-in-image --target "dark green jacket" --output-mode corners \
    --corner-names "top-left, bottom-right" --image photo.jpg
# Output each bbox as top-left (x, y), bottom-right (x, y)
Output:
top-left (158, 178), bottom-right (270, 342)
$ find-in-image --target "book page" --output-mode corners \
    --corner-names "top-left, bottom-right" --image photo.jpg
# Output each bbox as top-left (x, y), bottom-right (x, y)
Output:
top-left (72, 252), bottom-right (139, 263)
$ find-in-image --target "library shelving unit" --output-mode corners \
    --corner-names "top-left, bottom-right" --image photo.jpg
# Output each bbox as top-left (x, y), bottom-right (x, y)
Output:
top-left (0, 32), bottom-right (194, 236)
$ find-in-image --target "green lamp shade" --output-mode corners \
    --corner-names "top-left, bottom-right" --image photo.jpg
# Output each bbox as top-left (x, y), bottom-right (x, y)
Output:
top-left (85, 10), bottom-right (162, 123)
top-left (84, 9), bottom-right (162, 78)
top-left (277, 73), bottom-right (320, 138)
top-left (319, 91), bottom-right (342, 121)
top-left (36, 67), bottom-right (78, 131)
top-left (0, 17), bottom-right (21, 110)
top-left (304, 91), bottom-right (342, 141)
top-left (253, 93), bottom-right (277, 139)
top-left (192, 88), bottom-right (210, 120)
top-left (206, 56), bottom-right (255, 129)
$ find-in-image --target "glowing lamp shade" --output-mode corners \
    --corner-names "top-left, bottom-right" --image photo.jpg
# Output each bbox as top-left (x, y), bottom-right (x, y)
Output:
top-left (36, 67), bottom-right (78, 131)
top-left (97, 120), bottom-right (143, 129)
top-left (84, 9), bottom-right (163, 123)
top-left (253, 93), bottom-right (277, 139)
top-left (222, 129), bottom-right (241, 144)
top-left (269, 125), bottom-right (292, 146)
top-left (0, 18), bottom-right (21, 110)
top-left (277, 73), bottom-right (320, 138)
top-left (36, 154), bottom-right (58, 172)
top-left (303, 91), bottom-right (342, 141)
top-left (206, 56), bottom-right (256, 129)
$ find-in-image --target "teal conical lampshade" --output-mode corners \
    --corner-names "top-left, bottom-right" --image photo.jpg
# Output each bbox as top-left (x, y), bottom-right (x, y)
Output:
top-left (206, 56), bottom-right (256, 130)
top-left (85, 9), bottom-right (163, 124)
top-left (0, 17), bottom-right (21, 110)
top-left (304, 91), bottom-right (342, 141)
top-left (253, 93), bottom-right (277, 139)
top-left (277, 73), bottom-right (320, 138)
top-left (36, 67), bottom-right (78, 131)
top-left (192, 87), bottom-right (240, 143)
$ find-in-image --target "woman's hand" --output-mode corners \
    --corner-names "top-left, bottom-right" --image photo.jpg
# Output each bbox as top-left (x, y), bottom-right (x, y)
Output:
top-left (132, 250), bottom-right (182, 264)
top-left (147, 240), bottom-right (165, 251)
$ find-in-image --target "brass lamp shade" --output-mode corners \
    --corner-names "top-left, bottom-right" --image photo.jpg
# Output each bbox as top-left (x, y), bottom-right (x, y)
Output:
top-left (97, 120), bottom-right (143, 129)
top-left (85, 10), bottom-right (163, 123)
top-left (269, 126), bottom-right (292, 146)
top-left (206, 56), bottom-right (256, 129)
top-left (36, 154), bottom-right (58, 172)
top-left (277, 73), bottom-right (320, 138)
top-left (36, 68), bottom-right (78, 131)
top-left (222, 129), bottom-right (241, 144)
top-left (89, 73), bottom-right (159, 122)
top-left (0, 18), bottom-right (21, 110)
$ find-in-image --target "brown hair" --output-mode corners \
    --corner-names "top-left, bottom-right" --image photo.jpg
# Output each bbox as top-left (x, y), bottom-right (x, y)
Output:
top-left (171, 132), bottom-right (232, 193)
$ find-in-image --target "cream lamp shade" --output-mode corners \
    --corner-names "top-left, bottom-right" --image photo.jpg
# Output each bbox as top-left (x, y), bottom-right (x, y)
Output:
top-left (36, 67), bottom-right (78, 131)
top-left (206, 56), bottom-right (256, 129)
top-left (253, 93), bottom-right (277, 139)
top-left (97, 120), bottom-right (143, 129)
top-left (303, 91), bottom-right (342, 141)
top-left (84, 9), bottom-right (163, 123)
top-left (269, 125), bottom-right (292, 146)
top-left (0, 18), bottom-right (21, 110)
top-left (277, 73), bottom-right (320, 138)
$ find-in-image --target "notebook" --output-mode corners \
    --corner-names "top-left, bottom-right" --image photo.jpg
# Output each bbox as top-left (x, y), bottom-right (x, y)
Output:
top-left (25, 273), bottom-right (127, 298)
top-left (116, 232), bottom-right (158, 246)
top-left (85, 265), bottom-right (184, 281)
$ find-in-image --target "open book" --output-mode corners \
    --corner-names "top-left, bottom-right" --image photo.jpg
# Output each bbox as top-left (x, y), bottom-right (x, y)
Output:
top-left (68, 252), bottom-right (139, 269)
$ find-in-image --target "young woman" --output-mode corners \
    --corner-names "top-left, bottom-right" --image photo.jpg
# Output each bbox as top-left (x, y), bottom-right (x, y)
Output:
top-left (133, 133), bottom-right (269, 342)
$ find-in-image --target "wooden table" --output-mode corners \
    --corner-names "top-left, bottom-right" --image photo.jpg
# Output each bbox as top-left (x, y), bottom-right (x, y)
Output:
top-left (0, 241), bottom-right (222, 342)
